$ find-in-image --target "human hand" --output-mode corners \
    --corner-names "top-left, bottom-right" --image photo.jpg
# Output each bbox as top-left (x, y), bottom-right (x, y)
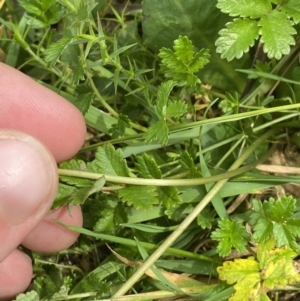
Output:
top-left (0, 63), bottom-right (87, 300)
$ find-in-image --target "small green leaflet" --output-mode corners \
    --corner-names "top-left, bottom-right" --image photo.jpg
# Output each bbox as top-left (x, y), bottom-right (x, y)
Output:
top-left (93, 198), bottom-right (127, 234)
top-left (118, 185), bottom-right (159, 209)
top-left (143, 80), bottom-right (188, 145)
top-left (94, 143), bottom-right (130, 176)
top-left (109, 114), bottom-right (132, 138)
top-left (136, 153), bottom-right (162, 178)
top-left (258, 10), bottom-right (296, 60)
top-left (249, 196), bottom-right (300, 252)
top-left (216, 19), bottom-right (259, 61)
top-left (217, 0), bottom-right (272, 18)
top-left (143, 119), bottom-right (169, 145)
top-left (159, 35), bottom-right (210, 87)
top-left (166, 100), bottom-right (188, 119)
top-left (211, 219), bottom-right (250, 257)
top-left (135, 153), bottom-right (182, 208)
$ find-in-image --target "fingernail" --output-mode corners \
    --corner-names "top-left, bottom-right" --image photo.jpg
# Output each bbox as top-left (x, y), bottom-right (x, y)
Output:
top-left (0, 130), bottom-right (58, 226)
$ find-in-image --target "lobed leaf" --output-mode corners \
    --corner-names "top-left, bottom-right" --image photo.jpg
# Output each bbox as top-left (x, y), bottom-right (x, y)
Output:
top-left (216, 19), bottom-right (259, 61)
top-left (94, 143), bottom-right (130, 176)
top-left (118, 186), bottom-right (159, 209)
top-left (166, 100), bottom-right (188, 119)
top-left (211, 219), bottom-right (250, 257)
top-left (259, 10), bottom-right (296, 60)
top-left (281, 0), bottom-right (300, 23)
top-left (143, 119), bottom-right (169, 145)
top-left (249, 197), bottom-right (300, 251)
top-left (217, 0), bottom-right (272, 18)
top-left (136, 154), bottom-right (162, 179)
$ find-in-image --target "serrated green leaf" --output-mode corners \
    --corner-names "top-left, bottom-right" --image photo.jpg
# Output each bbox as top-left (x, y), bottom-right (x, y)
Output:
top-left (217, 0), bottom-right (272, 18)
top-left (197, 208), bottom-right (214, 229)
top-left (14, 291), bottom-right (40, 301)
top-left (166, 100), bottom-right (188, 118)
top-left (136, 154), bottom-right (162, 179)
top-left (143, 119), bottom-right (169, 145)
top-left (94, 198), bottom-right (127, 234)
top-left (159, 186), bottom-right (182, 208)
top-left (259, 10), bottom-right (296, 60)
top-left (143, 0), bottom-right (249, 92)
top-left (216, 19), bottom-right (259, 61)
top-left (249, 197), bottom-right (300, 251)
top-left (44, 37), bottom-right (73, 64)
top-left (158, 36), bottom-right (210, 86)
top-left (165, 203), bottom-right (194, 221)
top-left (156, 80), bottom-right (176, 118)
top-left (218, 257), bottom-right (261, 301)
top-left (281, 0), bottom-right (300, 23)
top-left (94, 143), bottom-right (130, 176)
top-left (211, 219), bottom-right (250, 257)
top-left (109, 114), bottom-right (132, 138)
top-left (118, 186), bottom-right (159, 209)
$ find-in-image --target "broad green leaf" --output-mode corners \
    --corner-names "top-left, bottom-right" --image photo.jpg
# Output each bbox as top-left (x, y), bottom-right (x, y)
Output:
top-left (259, 246), bottom-right (300, 290)
top-left (94, 143), bottom-right (130, 176)
top-left (118, 186), bottom-right (159, 209)
top-left (216, 19), bottom-right (259, 61)
top-left (166, 101), bottom-right (188, 118)
top-left (281, 0), bottom-right (300, 23)
top-left (143, 119), bottom-right (169, 145)
top-left (136, 154), bottom-right (162, 179)
top-left (218, 257), bottom-right (261, 301)
top-left (259, 10), bottom-right (296, 60)
top-left (211, 219), bottom-right (250, 257)
top-left (217, 0), bottom-right (272, 18)
top-left (142, 0), bottom-right (249, 92)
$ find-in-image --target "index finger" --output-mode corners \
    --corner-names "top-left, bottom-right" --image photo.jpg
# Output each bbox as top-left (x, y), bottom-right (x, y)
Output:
top-left (0, 63), bottom-right (86, 162)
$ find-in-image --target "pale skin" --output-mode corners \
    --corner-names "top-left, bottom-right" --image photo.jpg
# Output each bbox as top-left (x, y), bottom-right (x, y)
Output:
top-left (0, 62), bottom-right (87, 300)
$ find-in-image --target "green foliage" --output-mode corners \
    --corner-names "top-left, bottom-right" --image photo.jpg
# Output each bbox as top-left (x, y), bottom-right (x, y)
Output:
top-left (218, 241), bottom-right (300, 301)
top-left (4, 0), bottom-right (300, 300)
top-left (249, 196), bottom-right (300, 252)
top-left (159, 36), bottom-right (210, 87)
top-left (216, 0), bottom-right (299, 60)
top-left (211, 219), bottom-right (250, 257)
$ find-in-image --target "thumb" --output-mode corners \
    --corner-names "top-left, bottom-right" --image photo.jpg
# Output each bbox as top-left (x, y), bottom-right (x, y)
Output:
top-left (0, 130), bottom-right (58, 262)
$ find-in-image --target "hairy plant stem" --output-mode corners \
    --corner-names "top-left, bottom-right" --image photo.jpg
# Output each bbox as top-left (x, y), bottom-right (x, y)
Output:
top-left (59, 162), bottom-right (264, 186)
top-left (111, 129), bottom-right (275, 297)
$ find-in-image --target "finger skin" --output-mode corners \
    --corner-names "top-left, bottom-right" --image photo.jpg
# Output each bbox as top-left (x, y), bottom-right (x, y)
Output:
top-left (0, 250), bottom-right (33, 301)
top-left (0, 62), bottom-right (86, 163)
top-left (0, 63), bottom-right (87, 299)
top-left (0, 131), bottom-right (58, 262)
top-left (22, 205), bottom-right (83, 252)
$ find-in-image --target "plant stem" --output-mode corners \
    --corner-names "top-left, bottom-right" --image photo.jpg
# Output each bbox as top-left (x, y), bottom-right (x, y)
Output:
top-left (59, 162), bottom-right (263, 186)
top-left (112, 129), bottom-right (275, 297)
